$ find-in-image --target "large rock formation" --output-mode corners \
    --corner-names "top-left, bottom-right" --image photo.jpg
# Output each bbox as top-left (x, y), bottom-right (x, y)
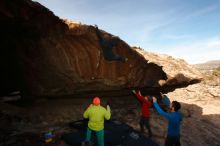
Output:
top-left (0, 0), bottom-right (201, 97)
top-left (0, 0), bottom-right (69, 96)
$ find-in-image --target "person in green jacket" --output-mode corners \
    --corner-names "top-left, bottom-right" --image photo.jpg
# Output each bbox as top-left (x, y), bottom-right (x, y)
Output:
top-left (83, 97), bottom-right (111, 146)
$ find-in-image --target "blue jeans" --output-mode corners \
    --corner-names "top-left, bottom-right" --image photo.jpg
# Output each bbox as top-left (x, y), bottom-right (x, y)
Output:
top-left (86, 128), bottom-right (104, 146)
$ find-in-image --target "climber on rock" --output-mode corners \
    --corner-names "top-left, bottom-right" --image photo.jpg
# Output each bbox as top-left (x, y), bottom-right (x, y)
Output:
top-left (95, 25), bottom-right (128, 63)
top-left (83, 97), bottom-right (111, 146)
top-left (153, 96), bottom-right (182, 146)
top-left (132, 90), bottom-right (153, 137)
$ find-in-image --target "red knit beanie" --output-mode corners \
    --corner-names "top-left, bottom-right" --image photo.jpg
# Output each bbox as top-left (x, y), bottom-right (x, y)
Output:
top-left (93, 97), bottom-right (100, 105)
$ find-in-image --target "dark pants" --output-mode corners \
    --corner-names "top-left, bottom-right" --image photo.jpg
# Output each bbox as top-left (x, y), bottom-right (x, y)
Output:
top-left (139, 116), bottom-right (152, 137)
top-left (165, 136), bottom-right (181, 146)
top-left (85, 128), bottom-right (104, 146)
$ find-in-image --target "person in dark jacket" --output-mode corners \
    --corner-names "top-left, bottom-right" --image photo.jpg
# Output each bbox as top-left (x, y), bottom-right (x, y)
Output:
top-left (153, 97), bottom-right (182, 146)
top-left (132, 90), bottom-right (152, 137)
top-left (95, 25), bottom-right (127, 62)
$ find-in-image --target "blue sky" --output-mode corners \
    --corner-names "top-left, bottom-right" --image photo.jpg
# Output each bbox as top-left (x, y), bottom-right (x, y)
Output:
top-left (34, 0), bottom-right (220, 64)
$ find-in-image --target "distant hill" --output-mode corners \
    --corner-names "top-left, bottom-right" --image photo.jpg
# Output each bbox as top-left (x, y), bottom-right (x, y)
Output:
top-left (194, 60), bottom-right (220, 70)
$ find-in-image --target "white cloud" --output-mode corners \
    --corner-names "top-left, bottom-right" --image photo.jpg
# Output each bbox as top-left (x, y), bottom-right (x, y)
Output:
top-left (207, 38), bottom-right (220, 49)
top-left (162, 37), bottom-right (220, 64)
top-left (161, 34), bottom-right (193, 40)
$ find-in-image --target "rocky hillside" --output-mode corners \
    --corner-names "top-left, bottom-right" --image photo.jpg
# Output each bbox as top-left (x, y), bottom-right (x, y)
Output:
top-left (130, 49), bottom-right (220, 145)
top-left (134, 47), bottom-right (203, 85)
top-left (194, 60), bottom-right (220, 70)
top-left (161, 65), bottom-right (220, 146)
top-left (0, 0), bottom-right (202, 98)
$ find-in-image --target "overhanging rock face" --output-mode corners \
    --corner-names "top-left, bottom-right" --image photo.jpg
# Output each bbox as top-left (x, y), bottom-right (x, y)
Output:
top-left (0, 0), bottom-right (202, 97)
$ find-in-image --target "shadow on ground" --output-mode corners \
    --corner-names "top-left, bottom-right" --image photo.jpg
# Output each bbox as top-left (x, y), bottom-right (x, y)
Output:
top-left (0, 95), bottom-right (220, 146)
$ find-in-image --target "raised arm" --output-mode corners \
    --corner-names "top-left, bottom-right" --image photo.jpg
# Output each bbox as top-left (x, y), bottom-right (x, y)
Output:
top-left (153, 97), bottom-right (172, 120)
top-left (104, 105), bottom-right (111, 120)
top-left (132, 90), bottom-right (144, 102)
top-left (160, 92), bottom-right (171, 106)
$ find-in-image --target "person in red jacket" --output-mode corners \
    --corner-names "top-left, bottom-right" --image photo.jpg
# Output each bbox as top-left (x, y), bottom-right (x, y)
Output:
top-left (132, 90), bottom-right (152, 137)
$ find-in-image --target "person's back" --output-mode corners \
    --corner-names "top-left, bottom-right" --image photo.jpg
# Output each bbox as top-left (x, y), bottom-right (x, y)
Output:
top-left (166, 111), bottom-right (182, 137)
top-left (132, 90), bottom-right (152, 137)
top-left (84, 104), bottom-right (110, 131)
top-left (83, 97), bottom-right (111, 146)
top-left (132, 90), bottom-right (151, 117)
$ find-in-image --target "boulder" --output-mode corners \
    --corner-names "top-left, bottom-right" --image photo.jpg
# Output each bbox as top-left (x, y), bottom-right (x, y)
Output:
top-left (0, 0), bottom-right (202, 97)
